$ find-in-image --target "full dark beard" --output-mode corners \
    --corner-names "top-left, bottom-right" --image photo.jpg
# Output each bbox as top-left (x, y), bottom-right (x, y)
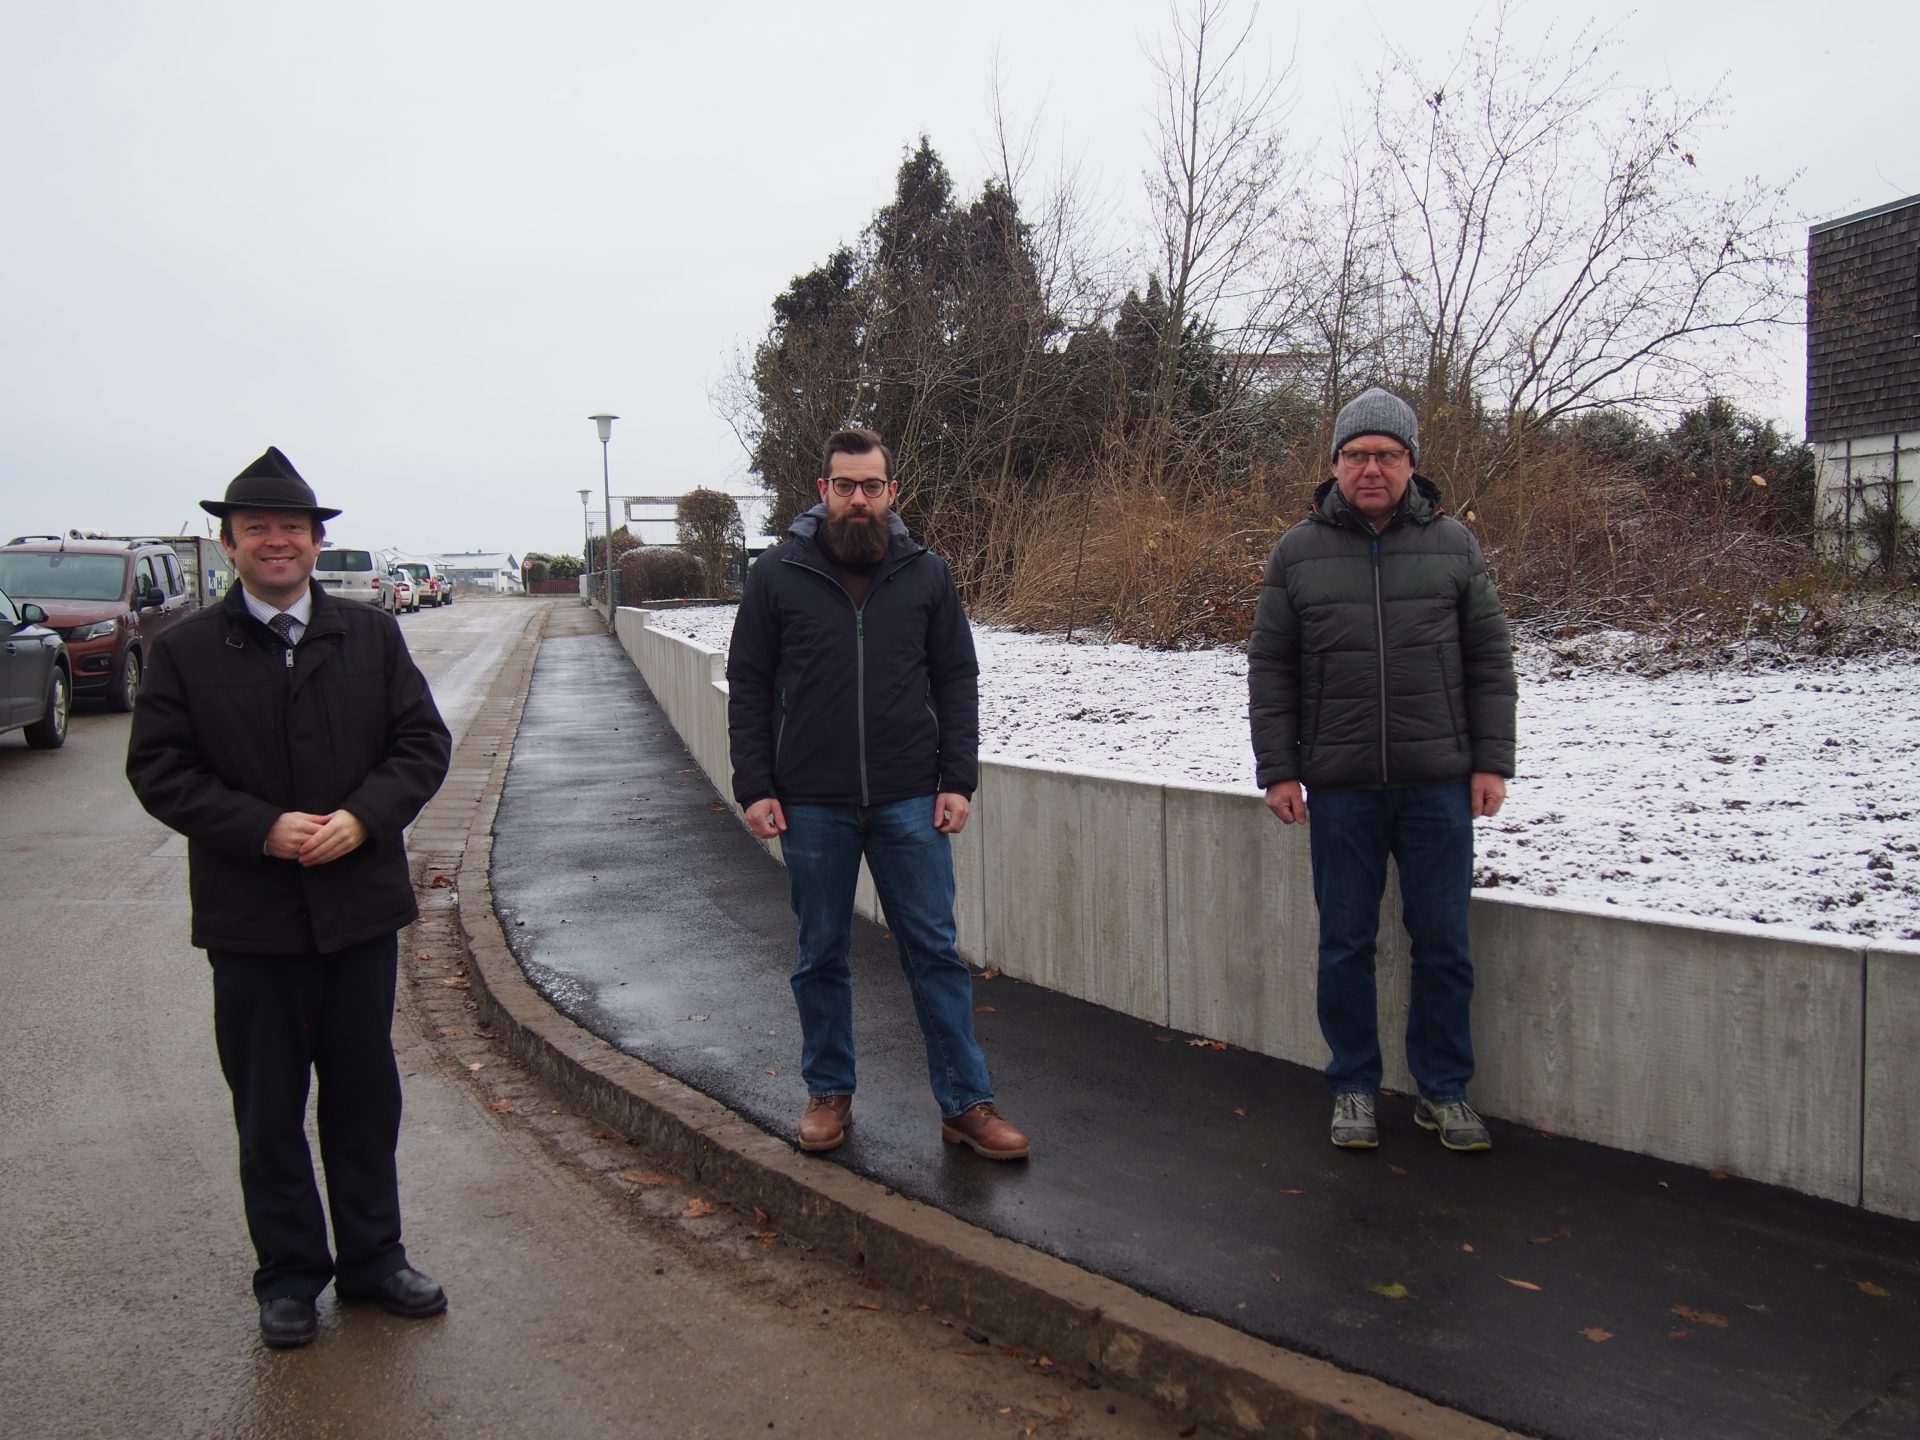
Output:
top-left (824, 511), bottom-right (889, 569)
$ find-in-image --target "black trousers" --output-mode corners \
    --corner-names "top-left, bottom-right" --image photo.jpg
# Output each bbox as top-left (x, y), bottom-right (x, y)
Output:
top-left (209, 934), bottom-right (409, 1302)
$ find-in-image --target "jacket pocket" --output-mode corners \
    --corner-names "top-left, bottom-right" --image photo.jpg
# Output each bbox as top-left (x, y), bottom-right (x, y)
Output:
top-left (1436, 644), bottom-right (1466, 749)
top-left (1303, 653), bottom-right (1325, 763)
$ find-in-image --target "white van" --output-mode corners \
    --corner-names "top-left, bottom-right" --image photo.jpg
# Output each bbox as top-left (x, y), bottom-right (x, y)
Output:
top-left (313, 546), bottom-right (392, 605)
top-left (391, 556), bottom-right (448, 607)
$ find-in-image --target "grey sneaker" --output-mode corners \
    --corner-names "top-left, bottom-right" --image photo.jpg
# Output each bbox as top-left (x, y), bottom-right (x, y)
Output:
top-left (1414, 1096), bottom-right (1492, 1152)
top-left (1330, 1091), bottom-right (1378, 1149)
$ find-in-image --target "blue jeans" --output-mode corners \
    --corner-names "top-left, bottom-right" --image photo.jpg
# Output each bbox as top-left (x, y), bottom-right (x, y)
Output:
top-left (780, 796), bottom-right (994, 1119)
top-left (1307, 780), bottom-right (1476, 1102)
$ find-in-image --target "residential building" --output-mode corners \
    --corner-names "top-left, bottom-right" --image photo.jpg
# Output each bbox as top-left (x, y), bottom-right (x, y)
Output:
top-left (1806, 193), bottom-right (1920, 567)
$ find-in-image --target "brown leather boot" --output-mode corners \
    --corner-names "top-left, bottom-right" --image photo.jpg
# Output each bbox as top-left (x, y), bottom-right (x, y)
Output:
top-left (797, 1094), bottom-right (852, 1152)
top-left (940, 1102), bottom-right (1029, 1160)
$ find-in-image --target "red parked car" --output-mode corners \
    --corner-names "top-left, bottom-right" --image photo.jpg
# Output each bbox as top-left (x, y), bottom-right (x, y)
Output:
top-left (0, 534), bottom-right (189, 711)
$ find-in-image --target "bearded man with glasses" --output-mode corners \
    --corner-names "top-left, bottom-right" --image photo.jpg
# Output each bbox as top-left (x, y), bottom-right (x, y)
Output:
top-left (1248, 389), bottom-right (1516, 1154)
top-left (727, 427), bottom-right (1028, 1161)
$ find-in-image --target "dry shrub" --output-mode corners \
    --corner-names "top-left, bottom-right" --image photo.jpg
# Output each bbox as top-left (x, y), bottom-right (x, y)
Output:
top-left (975, 420), bottom-right (1846, 656)
top-left (982, 451), bottom-right (1291, 649)
top-left (1472, 434), bottom-right (1819, 637)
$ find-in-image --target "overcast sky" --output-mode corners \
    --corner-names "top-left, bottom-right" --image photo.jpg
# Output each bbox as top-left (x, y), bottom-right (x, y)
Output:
top-left (2, 1), bottom-right (1911, 561)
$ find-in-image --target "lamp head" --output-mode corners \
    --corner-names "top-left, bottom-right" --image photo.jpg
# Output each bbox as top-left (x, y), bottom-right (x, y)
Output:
top-left (589, 413), bottom-right (618, 444)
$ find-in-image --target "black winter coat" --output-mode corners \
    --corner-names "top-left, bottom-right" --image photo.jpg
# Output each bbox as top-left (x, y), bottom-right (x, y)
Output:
top-left (727, 506), bottom-right (979, 808)
top-left (126, 584), bottom-right (451, 954)
top-left (1248, 475), bottom-right (1516, 791)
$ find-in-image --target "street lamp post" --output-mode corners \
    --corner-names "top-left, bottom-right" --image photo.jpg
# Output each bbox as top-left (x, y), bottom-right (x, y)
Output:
top-left (588, 414), bottom-right (617, 611)
top-left (576, 487), bottom-right (591, 598)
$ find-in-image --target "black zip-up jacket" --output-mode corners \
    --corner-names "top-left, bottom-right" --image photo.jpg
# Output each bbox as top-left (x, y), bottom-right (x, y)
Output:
top-left (727, 505), bottom-right (979, 808)
top-left (1248, 474), bottom-right (1516, 791)
top-left (126, 583), bottom-right (451, 954)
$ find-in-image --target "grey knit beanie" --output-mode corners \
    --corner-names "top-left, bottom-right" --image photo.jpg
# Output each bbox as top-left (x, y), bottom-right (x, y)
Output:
top-left (1331, 387), bottom-right (1418, 465)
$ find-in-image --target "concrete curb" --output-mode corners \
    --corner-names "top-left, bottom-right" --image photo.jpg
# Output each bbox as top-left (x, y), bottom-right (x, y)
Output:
top-left (435, 604), bottom-right (1520, 1440)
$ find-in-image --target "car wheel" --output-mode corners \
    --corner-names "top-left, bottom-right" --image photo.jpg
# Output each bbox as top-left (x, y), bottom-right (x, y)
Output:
top-left (24, 667), bottom-right (70, 750)
top-left (109, 648), bottom-right (141, 713)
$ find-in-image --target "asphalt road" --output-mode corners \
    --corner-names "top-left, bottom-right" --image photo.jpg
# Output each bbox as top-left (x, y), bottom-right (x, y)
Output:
top-left (0, 595), bottom-right (1178, 1440)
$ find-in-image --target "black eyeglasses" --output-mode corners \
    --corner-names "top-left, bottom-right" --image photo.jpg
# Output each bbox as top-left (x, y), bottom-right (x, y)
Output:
top-left (828, 478), bottom-right (890, 498)
top-left (1337, 446), bottom-right (1410, 468)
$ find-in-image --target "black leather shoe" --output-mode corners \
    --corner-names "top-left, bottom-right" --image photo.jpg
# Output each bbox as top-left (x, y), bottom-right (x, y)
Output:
top-left (342, 1266), bottom-right (447, 1318)
top-left (259, 1296), bottom-right (318, 1348)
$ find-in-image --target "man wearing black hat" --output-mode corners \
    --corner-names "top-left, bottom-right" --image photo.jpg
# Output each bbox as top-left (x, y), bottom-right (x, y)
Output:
top-left (127, 447), bottom-right (452, 1348)
top-left (1248, 389), bottom-right (1517, 1154)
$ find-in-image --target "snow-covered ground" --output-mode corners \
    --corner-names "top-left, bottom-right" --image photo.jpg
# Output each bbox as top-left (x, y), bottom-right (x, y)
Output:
top-left (644, 606), bottom-right (1920, 942)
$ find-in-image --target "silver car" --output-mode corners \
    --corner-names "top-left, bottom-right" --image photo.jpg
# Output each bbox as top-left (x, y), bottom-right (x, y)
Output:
top-left (1, 585), bottom-right (71, 749)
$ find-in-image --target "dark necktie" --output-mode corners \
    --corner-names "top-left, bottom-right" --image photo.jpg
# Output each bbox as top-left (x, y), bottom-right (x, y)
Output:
top-left (268, 612), bottom-right (299, 648)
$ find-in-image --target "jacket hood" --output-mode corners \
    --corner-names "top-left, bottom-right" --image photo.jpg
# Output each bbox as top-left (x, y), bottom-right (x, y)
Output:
top-left (1310, 472), bottom-right (1445, 531)
top-left (787, 502), bottom-right (915, 551)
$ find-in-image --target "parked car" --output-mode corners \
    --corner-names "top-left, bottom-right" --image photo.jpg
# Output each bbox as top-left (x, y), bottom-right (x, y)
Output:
top-left (392, 558), bottom-right (448, 607)
top-left (0, 585), bottom-right (71, 749)
top-left (0, 533), bottom-right (189, 711)
top-left (313, 545), bottom-right (392, 606)
top-left (378, 569), bottom-right (417, 615)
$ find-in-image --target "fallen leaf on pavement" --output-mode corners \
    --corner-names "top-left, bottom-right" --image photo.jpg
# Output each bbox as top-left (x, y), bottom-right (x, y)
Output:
top-left (429, 875), bottom-right (453, 888)
top-left (1848, 1280), bottom-right (1891, 1298)
top-left (617, 1170), bottom-right (675, 1187)
top-left (975, 1005), bottom-right (998, 1013)
top-left (1389, 1164), bottom-right (1408, 1176)
top-left (437, 1026), bottom-right (464, 1038)
top-left (415, 951), bottom-right (432, 962)
top-left (466, 1061), bottom-right (485, 1072)
top-left (1669, 1305), bottom-right (1727, 1327)
top-left (441, 976), bottom-right (468, 988)
top-left (1462, 1243), bottom-right (1476, 1253)
top-left (1233, 1107), bottom-right (1248, 1118)
top-left (1369, 1282), bottom-right (1415, 1301)
top-left (1278, 1187), bottom-right (1305, 1196)
top-left (1530, 1226), bottom-right (1573, 1245)
top-left (1579, 1327), bottom-right (1614, 1343)
top-left (753, 1206), bottom-right (770, 1224)
top-left (854, 1300), bottom-right (882, 1312)
top-left (1501, 1277), bottom-right (1543, 1292)
top-left (1667, 1329), bottom-right (1691, 1340)
top-left (682, 1197), bottom-right (717, 1218)
top-left (487, 1099), bottom-right (515, 1114)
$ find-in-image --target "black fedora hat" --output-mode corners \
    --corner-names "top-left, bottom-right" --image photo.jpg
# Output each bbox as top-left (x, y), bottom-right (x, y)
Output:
top-left (200, 446), bottom-right (342, 521)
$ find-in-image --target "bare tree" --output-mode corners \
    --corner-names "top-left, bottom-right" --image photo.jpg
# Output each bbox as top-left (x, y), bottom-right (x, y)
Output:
top-left (1143, 0), bottom-right (1299, 457)
top-left (1345, 2), bottom-right (1798, 504)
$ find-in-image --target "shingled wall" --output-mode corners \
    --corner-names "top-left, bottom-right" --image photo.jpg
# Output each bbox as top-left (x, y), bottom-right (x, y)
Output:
top-left (1806, 194), bottom-right (1920, 442)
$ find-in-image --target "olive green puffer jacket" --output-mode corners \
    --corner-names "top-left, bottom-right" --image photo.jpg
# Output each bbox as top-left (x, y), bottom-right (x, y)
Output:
top-left (1248, 474), bottom-right (1516, 791)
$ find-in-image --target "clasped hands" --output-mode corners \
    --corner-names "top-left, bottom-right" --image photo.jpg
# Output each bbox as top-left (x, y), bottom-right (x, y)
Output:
top-left (265, 810), bottom-right (369, 866)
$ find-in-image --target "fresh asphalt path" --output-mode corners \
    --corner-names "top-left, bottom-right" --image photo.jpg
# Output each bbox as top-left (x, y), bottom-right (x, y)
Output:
top-left (495, 623), bottom-right (1920, 1440)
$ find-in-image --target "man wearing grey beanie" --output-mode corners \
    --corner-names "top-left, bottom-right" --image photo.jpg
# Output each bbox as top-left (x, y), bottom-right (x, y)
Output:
top-left (1247, 387), bottom-right (1517, 1152)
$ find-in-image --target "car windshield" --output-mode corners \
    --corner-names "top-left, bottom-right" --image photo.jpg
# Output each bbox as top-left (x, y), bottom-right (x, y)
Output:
top-left (320, 549), bottom-right (374, 572)
top-left (0, 552), bottom-right (127, 601)
top-left (397, 563), bottom-right (429, 581)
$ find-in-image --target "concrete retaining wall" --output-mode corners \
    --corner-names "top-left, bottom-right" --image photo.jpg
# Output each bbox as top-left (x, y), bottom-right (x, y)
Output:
top-left (611, 608), bottom-right (1920, 1219)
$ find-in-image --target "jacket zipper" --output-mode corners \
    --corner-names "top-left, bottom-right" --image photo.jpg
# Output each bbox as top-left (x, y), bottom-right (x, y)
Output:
top-left (1370, 536), bottom-right (1388, 784)
top-left (854, 607), bottom-right (870, 805)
